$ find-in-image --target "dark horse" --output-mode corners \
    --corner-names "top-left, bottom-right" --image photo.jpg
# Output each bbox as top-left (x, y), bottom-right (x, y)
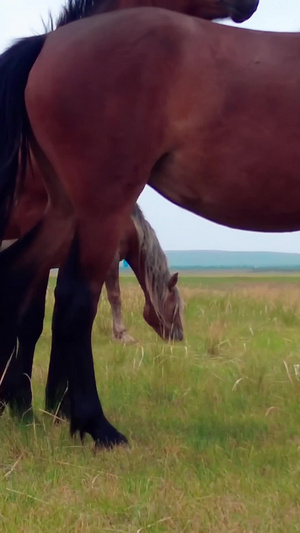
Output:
top-left (0, 0), bottom-right (260, 446)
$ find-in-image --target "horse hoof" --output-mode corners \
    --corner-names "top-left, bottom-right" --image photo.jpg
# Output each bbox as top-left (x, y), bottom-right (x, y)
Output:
top-left (72, 417), bottom-right (128, 449)
top-left (120, 333), bottom-right (135, 344)
top-left (113, 331), bottom-right (135, 344)
top-left (94, 428), bottom-right (128, 449)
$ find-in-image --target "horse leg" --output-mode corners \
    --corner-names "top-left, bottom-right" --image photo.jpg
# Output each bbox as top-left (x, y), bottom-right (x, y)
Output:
top-left (45, 255), bottom-right (131, 421)
top-left (0, 225), bottom-right (43, 414)
top-left (45, 256), bottom-right (131, 419)
top-left (7, 272), bottom-right (49, 419)
top-left (47, 224), bottom-right (130, 447)
top-left (0, 210), bottom-right (74, 416)
top-left (45, 277), bottom-right (70, 419)
top-left (25, 82), bottom-right (153, 445)
top-left (105, 253), bottom-right (135, 344)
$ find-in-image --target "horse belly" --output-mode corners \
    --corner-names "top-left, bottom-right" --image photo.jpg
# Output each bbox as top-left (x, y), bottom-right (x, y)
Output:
top-left (150, 60), bottom-right (300, 232)
top-left (150, 135), bottom-right (300, 233)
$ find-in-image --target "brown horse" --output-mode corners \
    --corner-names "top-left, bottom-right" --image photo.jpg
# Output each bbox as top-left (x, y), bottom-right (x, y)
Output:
top-left (4, 0), bottom-right (252, 236)
top-left (3, 0), bottom-right (237, 348)
top-left (0, 0), bottom-right (240, 422)
top-left (0, 0), bottom-right (260, 446)
top-left (2, 197), bottom-right (183, 417)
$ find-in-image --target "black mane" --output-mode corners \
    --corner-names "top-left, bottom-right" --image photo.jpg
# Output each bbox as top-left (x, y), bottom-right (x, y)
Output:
top-left (56, 0), bottom-right (101, 27)
top-left (46, 0), bottom-right (103, 31)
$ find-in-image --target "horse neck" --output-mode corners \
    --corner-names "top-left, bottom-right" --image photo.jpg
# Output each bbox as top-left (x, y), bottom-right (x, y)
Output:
top-left (125, 237), bottom-right (152, 307)
top-left (98, 0), bottom-right (230, 19)
top-left (92, 0), bottom-right (120, 14)
top-left (55, 0), bottom-right (230, 24)
top-left (125, 207), bottom-right (170, 313)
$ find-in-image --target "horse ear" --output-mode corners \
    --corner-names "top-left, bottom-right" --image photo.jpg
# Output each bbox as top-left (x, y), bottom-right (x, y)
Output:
top-left (168, 272), bottom-right (178, 291)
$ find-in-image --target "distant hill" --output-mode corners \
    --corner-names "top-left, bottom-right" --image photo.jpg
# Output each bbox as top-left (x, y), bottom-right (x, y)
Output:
top-left (120, 250), bottom-right (300, 271)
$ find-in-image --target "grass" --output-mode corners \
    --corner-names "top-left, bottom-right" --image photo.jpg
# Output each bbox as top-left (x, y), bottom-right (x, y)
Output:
top-left (1, 273), bottom-right (300, 531)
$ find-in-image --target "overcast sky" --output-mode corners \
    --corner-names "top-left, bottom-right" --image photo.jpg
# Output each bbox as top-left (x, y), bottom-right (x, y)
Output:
top-left (1, 0), bottom-right (300, 252)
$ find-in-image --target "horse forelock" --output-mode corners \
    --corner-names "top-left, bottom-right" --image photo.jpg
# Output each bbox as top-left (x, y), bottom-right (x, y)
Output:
top-left (132, 204), bottom-right (182, 324)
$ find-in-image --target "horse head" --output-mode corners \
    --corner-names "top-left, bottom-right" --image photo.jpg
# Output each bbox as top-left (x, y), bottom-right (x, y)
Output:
top-left (143, 272), bottom-right (184, 341)
top-left (222, 0), bottom-right (259, 22)
top-left (173, 0), bottom-right (258, 22)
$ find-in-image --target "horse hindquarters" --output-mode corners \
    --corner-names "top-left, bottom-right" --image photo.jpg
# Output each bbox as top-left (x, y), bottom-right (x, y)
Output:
top-left (24, 15), bottom-right (175, 444)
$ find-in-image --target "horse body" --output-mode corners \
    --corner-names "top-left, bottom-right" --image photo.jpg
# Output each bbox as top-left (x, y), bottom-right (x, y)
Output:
top-left (28, 11), bottom-right (300, 236)
top-left (0, 0), bottom-right (261, 445)
top-left (4, 0), bottom-right (251, 242)
top-left (151, 23), bottom-right (300, 232)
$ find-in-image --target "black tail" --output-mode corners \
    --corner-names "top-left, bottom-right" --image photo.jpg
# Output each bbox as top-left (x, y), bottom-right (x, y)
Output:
top-left (0, 34), bottom-right (46, 239)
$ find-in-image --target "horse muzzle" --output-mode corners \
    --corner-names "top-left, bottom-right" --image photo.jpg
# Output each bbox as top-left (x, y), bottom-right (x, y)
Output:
top-left (223, 0), bottom-right (259, 23)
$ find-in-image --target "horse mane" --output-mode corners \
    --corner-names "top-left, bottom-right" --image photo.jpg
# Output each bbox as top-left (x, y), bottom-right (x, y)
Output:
top-left (56, 0), bottom-right (103, 28)
top-left (132, 204), bottom-right (182, 321)
top-left (46, 0), bottom-right (103, 31)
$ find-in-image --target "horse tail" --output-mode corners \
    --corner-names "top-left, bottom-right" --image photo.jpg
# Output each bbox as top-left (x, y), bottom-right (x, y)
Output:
top-left (0, 34), bottom-right (46, 239)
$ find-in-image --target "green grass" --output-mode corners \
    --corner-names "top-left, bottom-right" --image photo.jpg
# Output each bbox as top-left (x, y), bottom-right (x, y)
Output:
top-left (1, 274), bottom-right (300, 531)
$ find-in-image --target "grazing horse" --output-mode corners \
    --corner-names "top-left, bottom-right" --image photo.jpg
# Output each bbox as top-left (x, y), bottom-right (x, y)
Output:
top-left (0, 0), bottom-right (260, 446)
top-left (105, 204), bottom-right (183, 343)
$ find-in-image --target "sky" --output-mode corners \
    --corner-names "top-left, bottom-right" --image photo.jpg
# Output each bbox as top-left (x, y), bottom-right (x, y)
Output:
top-left (1, 0), bottom-right (300, 252)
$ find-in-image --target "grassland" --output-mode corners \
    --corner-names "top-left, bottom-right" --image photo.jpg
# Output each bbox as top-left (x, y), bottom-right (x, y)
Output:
top-left (1, 273), bottom-right (300, 532)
